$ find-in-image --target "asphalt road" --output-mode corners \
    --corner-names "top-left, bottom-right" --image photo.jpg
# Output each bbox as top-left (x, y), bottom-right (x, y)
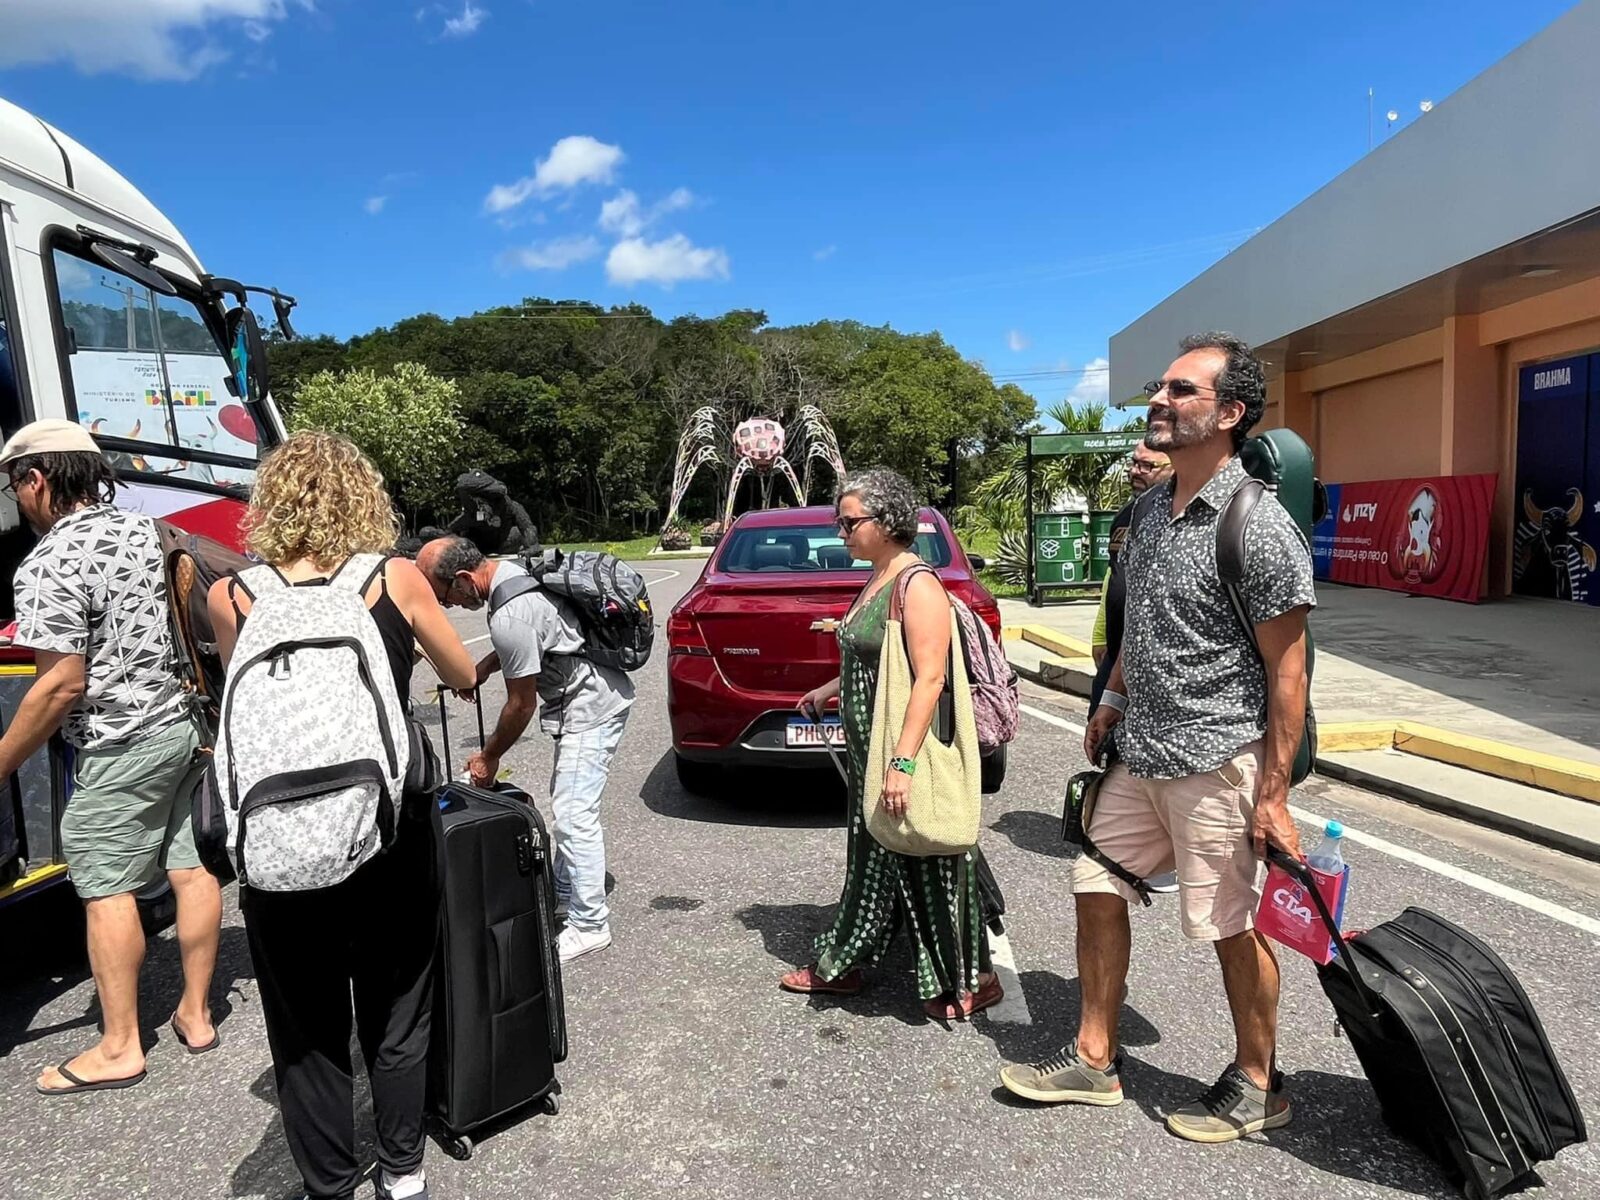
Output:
top-left (3, 561), bottom-right (1599, 1200)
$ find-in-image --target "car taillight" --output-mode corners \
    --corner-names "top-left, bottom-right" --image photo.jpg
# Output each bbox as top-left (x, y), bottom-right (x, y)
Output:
top-left (970, 595), bottom-right (1003, 641)
top-left (667, 609), bottom-right (711, 656)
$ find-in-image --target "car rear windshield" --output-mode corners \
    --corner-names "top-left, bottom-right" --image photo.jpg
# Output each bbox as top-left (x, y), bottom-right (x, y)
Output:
top-left (718, 522), bottom-right (953, 573)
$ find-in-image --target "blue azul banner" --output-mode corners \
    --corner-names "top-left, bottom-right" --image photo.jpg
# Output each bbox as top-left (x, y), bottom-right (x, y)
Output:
top-left (1311, 483), bottom-right (1341, 580)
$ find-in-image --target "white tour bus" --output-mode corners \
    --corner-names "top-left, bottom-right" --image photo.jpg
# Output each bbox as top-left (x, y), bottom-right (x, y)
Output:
top-left (0, 96), bottom-right (293, 909)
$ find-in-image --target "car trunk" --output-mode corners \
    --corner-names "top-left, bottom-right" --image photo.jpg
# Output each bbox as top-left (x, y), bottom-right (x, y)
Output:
top-left (691, 574), bottom-right (861, 693)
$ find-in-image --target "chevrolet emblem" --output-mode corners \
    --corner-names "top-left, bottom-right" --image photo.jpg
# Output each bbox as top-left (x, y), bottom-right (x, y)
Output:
top-left (811, 619), bottom-right (839, 633)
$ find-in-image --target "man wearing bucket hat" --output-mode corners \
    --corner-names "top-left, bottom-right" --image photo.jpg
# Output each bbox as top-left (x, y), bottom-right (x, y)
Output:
top-left (0, 420), bottom-right (221, 1096)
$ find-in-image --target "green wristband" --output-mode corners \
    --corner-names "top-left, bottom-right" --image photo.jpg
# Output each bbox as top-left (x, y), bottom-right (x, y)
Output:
top-left (889, 756), bottom-right (917, 777)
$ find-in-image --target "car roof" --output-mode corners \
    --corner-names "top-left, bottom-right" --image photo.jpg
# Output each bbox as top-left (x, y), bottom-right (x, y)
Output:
top-left (730, 505), bottom-right (944, 529)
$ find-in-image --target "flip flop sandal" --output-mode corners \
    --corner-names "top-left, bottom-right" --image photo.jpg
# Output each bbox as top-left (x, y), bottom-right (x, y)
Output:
top-left (36, 1062), bottom-right (148, 1096)
top-left (779, 966), bottom-right (864, 996)
top-left (170, 1016), bottom-right (221, 1055)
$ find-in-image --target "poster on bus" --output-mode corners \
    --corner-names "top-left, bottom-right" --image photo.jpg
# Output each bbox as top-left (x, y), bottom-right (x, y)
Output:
top-left (68, 349), bottom-right (258, 486)
top-left (1314, 473), bottom-right (1496, 603)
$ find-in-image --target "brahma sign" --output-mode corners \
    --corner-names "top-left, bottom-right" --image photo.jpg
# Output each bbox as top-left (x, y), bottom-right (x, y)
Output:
top-left (1311, 474), bottom-right (1497, 603)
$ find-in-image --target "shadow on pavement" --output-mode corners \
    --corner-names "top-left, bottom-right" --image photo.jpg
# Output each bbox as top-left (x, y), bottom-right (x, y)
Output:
top-left (988, 810), bottom-right (1071, 860)
top-left (734, 900), bottom-right (927, 1029)
top-left (0, 891), bottom-right (254, 1061)
top-left (231, 1055), bottom-right (384, 1197)
top-left (640, 750), bottom-right (846, 829)
top-left (1260, 1068), bottom-right (1458, 1198)
top-left (974, 970), bottom-right (1161, 1069)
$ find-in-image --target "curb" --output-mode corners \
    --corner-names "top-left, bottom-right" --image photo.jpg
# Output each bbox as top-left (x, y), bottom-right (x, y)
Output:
top-left (1313, 756), bottom-right (1600, 864)
top-left (1006, 643), bottom-right (1600, 806)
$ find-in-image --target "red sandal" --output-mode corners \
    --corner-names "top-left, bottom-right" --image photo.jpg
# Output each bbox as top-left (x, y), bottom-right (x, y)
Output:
top-left (924, 972), bottom-right (1003, 1021)
top-left (779, 965), bottom-right (865, 995)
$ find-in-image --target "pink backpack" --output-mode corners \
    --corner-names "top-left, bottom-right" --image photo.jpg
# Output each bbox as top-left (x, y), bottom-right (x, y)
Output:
top-left (892, 565), bottom-right (1019, 754)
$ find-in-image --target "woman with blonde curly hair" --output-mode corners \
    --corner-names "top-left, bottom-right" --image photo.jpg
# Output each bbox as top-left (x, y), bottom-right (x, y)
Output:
top-left (208, 430), bottom-right (473, 1200)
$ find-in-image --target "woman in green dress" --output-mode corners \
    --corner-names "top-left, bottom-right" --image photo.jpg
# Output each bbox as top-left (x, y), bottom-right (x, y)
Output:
top-left (781, 468), bottom-right (1000, 1020)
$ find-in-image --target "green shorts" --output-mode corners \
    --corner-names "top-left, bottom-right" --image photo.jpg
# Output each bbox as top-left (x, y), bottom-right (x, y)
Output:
top-left (61, 719), bottom-right (205, 900)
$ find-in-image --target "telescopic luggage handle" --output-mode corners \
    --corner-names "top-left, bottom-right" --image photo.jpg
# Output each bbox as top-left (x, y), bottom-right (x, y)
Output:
top-left (434, 686), bottom-right (489, 780)
top-left (1265, 847), bottom-right (1382, 1018)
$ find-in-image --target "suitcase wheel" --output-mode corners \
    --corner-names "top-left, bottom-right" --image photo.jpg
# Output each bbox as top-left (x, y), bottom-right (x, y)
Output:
top-left (542, 1092), bottom-right (561, 1116)
top-left (434, 1128), bottom-right (473, 1161)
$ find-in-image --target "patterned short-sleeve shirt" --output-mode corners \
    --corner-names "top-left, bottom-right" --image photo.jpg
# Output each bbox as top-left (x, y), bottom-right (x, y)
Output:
top-left (1117, 457), bottom-right (1316, 779)
top-left (12, 505), bottom-right (186, 749)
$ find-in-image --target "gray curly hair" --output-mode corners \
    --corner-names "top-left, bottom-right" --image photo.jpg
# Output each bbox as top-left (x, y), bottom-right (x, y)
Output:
top-left (837, 467), bottom-right (920, 546)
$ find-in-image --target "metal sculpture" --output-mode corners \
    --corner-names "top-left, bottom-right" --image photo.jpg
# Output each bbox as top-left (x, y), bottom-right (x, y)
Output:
top-left (659, 405), bottom-right (846, 544)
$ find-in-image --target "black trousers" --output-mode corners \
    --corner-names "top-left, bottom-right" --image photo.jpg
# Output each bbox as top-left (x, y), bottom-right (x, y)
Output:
top-left (243, 803), bottom-right (443, 1200)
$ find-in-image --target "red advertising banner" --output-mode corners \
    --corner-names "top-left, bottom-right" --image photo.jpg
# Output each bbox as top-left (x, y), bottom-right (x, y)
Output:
top-left (1324, 474), bottom-right (1497, 602)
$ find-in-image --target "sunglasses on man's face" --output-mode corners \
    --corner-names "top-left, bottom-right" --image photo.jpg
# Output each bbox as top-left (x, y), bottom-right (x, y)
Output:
top-left (1129, 459), bottom-right (1167, 473)
top-left (1143, 378), bottom-right (1220, 401)
top-left (835, 514), bottom-right (876, 534)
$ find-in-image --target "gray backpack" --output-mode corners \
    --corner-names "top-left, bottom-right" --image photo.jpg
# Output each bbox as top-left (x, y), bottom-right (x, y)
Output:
top-left (211, 554), bottom-right (410, 891)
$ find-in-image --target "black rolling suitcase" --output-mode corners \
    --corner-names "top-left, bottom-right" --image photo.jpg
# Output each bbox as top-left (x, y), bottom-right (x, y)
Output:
top-left (426, 691), bottom-right (567, 1160)
top-left (1270, 850), bottom-right (1586, 1199)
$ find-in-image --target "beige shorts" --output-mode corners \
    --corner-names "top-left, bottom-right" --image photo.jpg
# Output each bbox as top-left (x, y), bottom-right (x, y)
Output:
top-left (1070, 741), bottom-right (1264, 941)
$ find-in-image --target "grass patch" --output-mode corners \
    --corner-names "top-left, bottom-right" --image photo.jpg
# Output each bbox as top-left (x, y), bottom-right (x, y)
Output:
top-left (552, 534), bottom-right (663, 560)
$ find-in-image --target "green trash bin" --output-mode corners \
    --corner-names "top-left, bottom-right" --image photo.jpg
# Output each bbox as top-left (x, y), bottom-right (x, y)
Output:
top-left (1033, 512), bottom-right (1090, 587)
top-left (1089, 510), bottom-right (1117, 581)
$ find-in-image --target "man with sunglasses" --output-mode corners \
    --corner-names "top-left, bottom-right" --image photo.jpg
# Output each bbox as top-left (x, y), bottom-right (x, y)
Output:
top-left (1000, 333), bottom-right (1314, 1145)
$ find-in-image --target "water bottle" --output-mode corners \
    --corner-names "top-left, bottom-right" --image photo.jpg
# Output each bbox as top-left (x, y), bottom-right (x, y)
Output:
top-left (1306, 820), bottom-right (1345, 876)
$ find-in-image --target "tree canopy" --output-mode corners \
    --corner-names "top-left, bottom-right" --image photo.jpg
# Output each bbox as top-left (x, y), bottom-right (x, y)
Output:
top-left (267, 300), bottom-right (1038, 538)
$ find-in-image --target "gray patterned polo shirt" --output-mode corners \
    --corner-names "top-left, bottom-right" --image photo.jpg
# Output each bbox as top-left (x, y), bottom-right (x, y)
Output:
top-left (1115, 456), bottom-right (1315, 780)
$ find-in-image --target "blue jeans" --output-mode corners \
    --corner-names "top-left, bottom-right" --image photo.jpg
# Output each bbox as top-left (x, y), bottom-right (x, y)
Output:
top-left (549, 711), bottom-right (628, 932)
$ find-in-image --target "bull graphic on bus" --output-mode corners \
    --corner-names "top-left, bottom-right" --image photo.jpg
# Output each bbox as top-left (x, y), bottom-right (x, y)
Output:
top-left (1514, 488), bottom-right (1595, 602)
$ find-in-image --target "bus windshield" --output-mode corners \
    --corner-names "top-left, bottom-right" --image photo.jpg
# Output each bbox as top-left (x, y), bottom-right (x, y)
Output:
top-left (51, 245), bottom-right (260, 490)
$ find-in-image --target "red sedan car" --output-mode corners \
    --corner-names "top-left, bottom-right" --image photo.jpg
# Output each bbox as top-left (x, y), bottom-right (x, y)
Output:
top-left (667, 505), bottom-right (1003, 794)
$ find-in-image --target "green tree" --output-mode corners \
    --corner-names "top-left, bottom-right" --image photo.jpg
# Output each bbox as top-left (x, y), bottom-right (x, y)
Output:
top-left (290, 362), bottom-right (465, 524)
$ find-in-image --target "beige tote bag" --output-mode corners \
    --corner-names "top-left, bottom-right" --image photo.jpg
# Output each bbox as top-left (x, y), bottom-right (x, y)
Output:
top-left (864, 566), bottom-right (982, 856)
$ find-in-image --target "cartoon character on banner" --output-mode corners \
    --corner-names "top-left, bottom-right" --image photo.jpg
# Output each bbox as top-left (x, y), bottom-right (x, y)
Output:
top-left (1515, 488), bottom-right (1595, 603)
top-left (1388, 486), bottom-right (1446, 586)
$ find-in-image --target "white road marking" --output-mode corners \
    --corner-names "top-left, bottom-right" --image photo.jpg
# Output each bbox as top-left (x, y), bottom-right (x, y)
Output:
top-left (639, 566), bottom-right (682, 582)
top-left (464, 633), bottom-right (492, 646)
top-left (984, 930), bottom-right (1032, 1025)
top-left (1290, 803), bottom-right (1600, 938)
top-left (1014, 705), bottom-right (1600, 939)
top-left (1019, 703), bottom-right (1085, 735)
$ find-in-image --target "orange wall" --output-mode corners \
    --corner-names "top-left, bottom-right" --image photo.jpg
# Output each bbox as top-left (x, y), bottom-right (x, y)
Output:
top-left (1315, 363), bottom-right (1444, 483)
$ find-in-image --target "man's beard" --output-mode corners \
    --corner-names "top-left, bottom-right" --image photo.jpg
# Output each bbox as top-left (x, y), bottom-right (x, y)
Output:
top-left (1144, 403), bottom-right (1220, 451)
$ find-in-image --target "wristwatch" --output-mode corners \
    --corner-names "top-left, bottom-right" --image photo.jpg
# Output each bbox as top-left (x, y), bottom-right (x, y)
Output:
top-left (888, 756), bottom-right (917, 777)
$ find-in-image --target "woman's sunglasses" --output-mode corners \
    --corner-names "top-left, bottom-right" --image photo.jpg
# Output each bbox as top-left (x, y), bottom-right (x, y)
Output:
top-left (835, 515), bottom-right (876, 534)
top-left (1143, 378), bottom-right (1220, 401)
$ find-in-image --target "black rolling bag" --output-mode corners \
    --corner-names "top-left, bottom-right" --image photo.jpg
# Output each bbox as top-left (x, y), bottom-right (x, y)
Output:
top-left (1270, 850), bottom-right (1586, 1199)
top-left (426, 691), bottom-right (567, 1160)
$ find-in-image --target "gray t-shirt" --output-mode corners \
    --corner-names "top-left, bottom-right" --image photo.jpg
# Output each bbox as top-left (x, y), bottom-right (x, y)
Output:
top-left (488, 561), bottom-right (634, 736)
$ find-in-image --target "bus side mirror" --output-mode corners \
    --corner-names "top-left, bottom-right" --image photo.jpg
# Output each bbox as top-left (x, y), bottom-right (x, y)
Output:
top-left (224, 307), bottom-right (269, 405)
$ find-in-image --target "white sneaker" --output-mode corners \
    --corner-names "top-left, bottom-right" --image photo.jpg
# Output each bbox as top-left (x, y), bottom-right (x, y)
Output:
top-left (558, 924), bottom-right (612, 963)
top-left (1146, 871), bottom-right (1180, 895)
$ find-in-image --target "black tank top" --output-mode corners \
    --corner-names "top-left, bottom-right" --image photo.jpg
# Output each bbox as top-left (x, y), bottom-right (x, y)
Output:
top-left (232, 557), bottom-right (414, 697)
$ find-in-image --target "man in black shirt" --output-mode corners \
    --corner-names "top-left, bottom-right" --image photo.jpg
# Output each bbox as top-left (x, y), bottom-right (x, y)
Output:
top-left (1089, 442), bottom-right (1171, 710)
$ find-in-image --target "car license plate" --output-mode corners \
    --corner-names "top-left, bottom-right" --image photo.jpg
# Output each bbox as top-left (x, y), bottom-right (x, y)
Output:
top-left (786, 717), bottom-right (844, 747)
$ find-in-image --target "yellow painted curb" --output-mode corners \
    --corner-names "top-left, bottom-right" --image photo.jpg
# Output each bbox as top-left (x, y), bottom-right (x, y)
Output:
top-left (1019, 624), bottom-right (1094, 660)
top-left (1319, 720), bottom-right (1600, 805)
top-left (0, 862), bottom-right (68, 904)
top-left (1393, 722), bottom-right (1600, 806)
top-left (1317, 722), bottom-right (1399, 753)
top-left (1002, 627), bottom-right (1024, 642)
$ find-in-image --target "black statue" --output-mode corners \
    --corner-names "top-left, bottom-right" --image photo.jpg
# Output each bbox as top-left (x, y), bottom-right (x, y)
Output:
top-left (406, 470), bottom-right (538, 559)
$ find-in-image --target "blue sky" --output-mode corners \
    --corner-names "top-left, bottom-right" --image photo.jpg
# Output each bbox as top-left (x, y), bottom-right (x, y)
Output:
top-left (0, 0), bottom-right (1579, 414)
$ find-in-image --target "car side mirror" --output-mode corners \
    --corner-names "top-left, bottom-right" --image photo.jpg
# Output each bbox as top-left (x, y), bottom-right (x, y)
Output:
top-left (969, 555), bottom-right (988, 571)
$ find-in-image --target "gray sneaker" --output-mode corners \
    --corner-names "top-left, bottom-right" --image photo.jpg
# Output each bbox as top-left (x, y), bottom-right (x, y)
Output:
top-left (998, 1040), bottom-right (1124, 1106)
top-left (1166, 1065), bottom-right (1290, 1143)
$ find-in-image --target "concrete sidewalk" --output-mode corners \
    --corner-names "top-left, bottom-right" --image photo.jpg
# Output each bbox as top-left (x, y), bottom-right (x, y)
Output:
top-left (1002, 583), bottom-right (1600, 859)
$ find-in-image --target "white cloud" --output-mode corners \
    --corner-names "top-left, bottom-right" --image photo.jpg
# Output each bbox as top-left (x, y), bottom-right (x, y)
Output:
top-left (605, 234), bottom-right (730, 288)
top-left (813, 245), bottom-right (837, 261)
top-left (598, 187), bottom-right (695, 237)
top-left (485, 135), bottom-right (625, 214)
top-left (498, 235), bottom-right (602, 273)
top-left (1064, 356), bottom-right (1112, 409)
top-left (441, 1), bottom-right (487, 38)
top-left (0, 0), bottom-right (304, 80)
top-left (1007, 329), bottom-right (1030, 353)
top-left (364, 196), bottom-right (388, 215)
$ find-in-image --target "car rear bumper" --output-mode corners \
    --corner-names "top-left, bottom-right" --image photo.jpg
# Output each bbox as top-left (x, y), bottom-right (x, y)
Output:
top-left (669, 657), bottom-right (841, 770)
